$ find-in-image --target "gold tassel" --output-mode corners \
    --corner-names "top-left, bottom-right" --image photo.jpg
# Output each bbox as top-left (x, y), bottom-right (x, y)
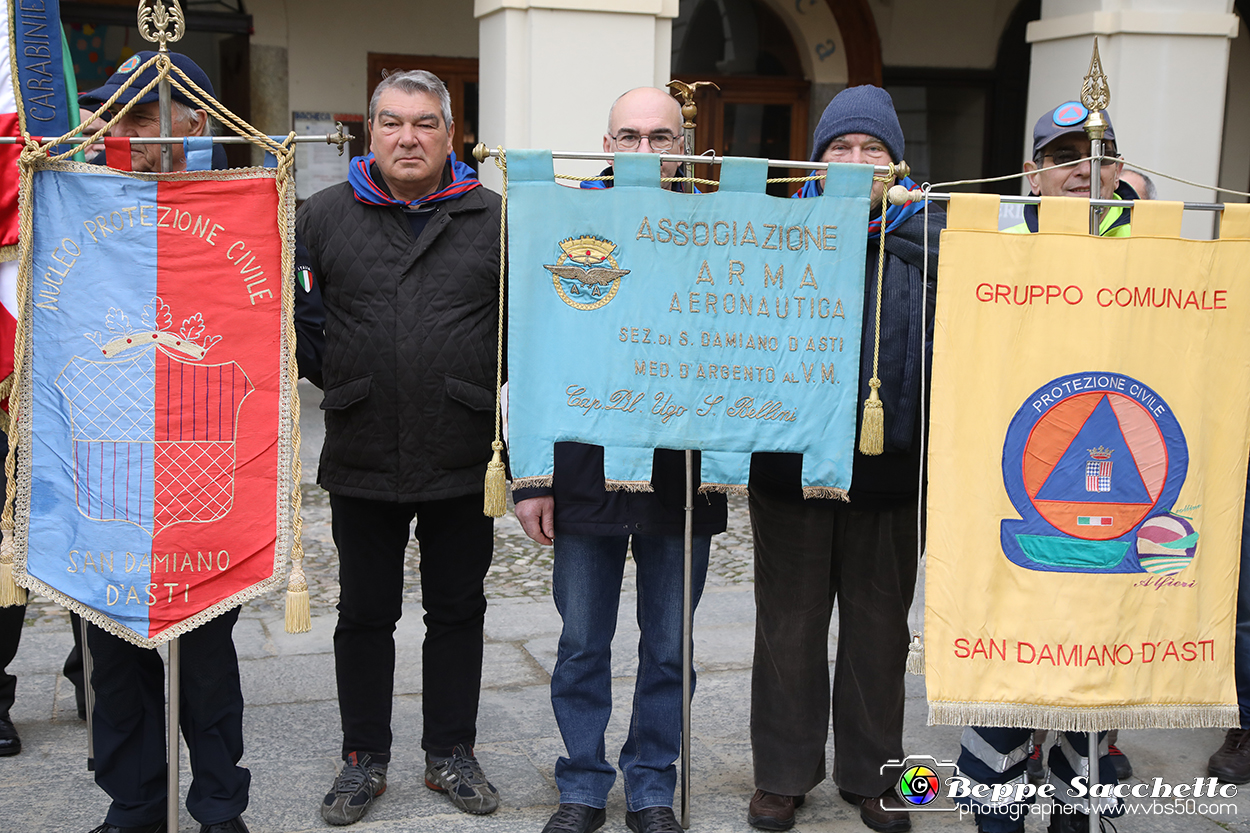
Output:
top-left (285, 587), bottom-right (310, 633)
top-left (906, 631), bottom-right (924, 676)
top-left (483, 440), bottom-right (507, 518)
top-left (859, 378), bottom-right (884, 455)
top-left (284, 557), bottom-right (311, 633)
top-left (0, 535), bottom-right (26, 607)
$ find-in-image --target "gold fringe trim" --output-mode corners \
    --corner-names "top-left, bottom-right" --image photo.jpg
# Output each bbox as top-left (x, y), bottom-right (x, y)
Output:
top-left (906, 631), bottom-right (924, 676)
top-left (928, 701), bottom-right (1238, 732)
top-left (605, 479), bottom-right (655, 493)
top-left (0, 244), bottom-right (15, 262)
top-left (698, 482), bottom-right (749, 496)
top-left (511, 475), bottom-right (553, 490)
top-left (802, 485), bottom-right (850, 500)
top-left (483, 440), bottom-right (507, 518)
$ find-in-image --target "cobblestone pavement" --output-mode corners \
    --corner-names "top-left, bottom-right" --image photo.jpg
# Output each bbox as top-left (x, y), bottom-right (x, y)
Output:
top-left (22, 488), bottom-right (755, 629)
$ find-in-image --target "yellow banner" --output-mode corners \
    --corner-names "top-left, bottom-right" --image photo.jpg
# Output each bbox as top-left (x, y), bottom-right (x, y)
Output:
top-left (925, 195), bottom-right (1250, 730)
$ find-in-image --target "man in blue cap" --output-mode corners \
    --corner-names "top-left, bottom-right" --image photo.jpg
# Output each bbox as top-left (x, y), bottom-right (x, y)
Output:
top-left (747, 85), bottom-right (944, 833)
top-left (955, 102), bottom-right (1135, 833)
top-left (75, 51), bottom-right (251, 833)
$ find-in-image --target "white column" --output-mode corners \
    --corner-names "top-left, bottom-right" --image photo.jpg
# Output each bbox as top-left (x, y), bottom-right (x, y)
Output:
top-left (476, 0), bottom-right (679, 190)
top-left (1025, 0), bottom-right (1240, 238)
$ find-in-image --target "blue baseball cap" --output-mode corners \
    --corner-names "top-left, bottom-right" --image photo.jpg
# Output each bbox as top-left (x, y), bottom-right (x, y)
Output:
top-left (79, 51), bottom-right (215, 110)
top-left (1032, 101), bottom-right (1116, 156)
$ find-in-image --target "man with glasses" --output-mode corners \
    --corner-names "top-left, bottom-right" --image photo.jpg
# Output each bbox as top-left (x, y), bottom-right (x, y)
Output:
top-left (956, 102), bottom-right (1133, 833)
top-left (513, 87), bottom-right (726, 833)
top-left (1005, 102), bottom-right (1133, 236)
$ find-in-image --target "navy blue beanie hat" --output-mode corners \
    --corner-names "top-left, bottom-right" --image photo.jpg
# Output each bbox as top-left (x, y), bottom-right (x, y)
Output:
top-left (810, 85), bottom-right (904, 163)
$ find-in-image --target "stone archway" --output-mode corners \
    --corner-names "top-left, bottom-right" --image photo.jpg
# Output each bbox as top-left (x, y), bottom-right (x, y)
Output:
top-left (824, 0), bottom-right (882, 86)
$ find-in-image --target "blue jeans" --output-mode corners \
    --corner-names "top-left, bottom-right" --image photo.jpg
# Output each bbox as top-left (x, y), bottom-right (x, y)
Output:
top-left (550, 533), bottom-right (711, 811)
top-left (1237, 464), bottom-right (1250, 727)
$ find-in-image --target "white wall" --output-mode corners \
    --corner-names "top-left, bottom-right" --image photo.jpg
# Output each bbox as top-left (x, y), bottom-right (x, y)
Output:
top-left (1026, 0), bottom-right (1240, 237)
top-left (249, 0), bottom-right (480, 119)
top-left (477, 3), bottom-right (678, 189)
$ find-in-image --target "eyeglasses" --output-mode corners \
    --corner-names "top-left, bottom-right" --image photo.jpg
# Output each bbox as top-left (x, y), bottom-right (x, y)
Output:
top-left (1042, 148), bottom-right (1119, 167)
top-left (610, 131), bottom-right (677, 151)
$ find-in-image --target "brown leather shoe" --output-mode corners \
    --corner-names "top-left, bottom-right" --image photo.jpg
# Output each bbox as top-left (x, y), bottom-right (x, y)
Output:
top-left (839, 788), bottom-right (911, 833)
top-left (1209, 727), bottom-right (1250, 784)
top-left (747, 790), bottom-right (806, 831)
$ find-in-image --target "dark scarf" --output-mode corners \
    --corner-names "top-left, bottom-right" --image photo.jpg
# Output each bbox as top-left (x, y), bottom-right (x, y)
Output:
top-left (348, 151), bottom-right (480, 207)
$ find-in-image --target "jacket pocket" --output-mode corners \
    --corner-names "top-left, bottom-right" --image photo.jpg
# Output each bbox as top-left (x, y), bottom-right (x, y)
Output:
top-left (320, 373), bottom-right (373, 410)
top-left (437, 375), bottom-right (495, 469)
top-left (444, 374), bottom-right (495, 412)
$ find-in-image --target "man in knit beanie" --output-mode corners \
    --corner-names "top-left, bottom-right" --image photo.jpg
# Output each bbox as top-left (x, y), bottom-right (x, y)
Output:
top-left (747, 85), bottom-right (943, 833)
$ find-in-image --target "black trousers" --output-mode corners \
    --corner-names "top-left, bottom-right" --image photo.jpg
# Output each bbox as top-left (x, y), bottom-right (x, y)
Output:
top-left (0, 602), bottom-right (23, 717)
top-left (88, 608), bottom-right (248, 827)
top-left (330, 491), bottom-right (494, 762)
top-left (749, 487), bottom-right (918, 798)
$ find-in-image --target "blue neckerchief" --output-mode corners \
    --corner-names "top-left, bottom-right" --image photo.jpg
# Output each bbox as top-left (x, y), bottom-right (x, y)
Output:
top-left (797, 174), bottom-right (924, 238)
top-left (348, 151), bottom-right (480, 207)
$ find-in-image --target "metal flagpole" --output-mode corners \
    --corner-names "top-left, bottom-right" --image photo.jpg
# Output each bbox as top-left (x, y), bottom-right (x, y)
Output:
top-left (1080, 38), bottom-right (1112, 833)
top-left (158, 53), bottom-right (182, 833)
top-left (80, 616), bottom-right (95, 770)
top-left (667, 78), bottom-right (715, 831)
top-left (137, 3), bottom-right (188, 828)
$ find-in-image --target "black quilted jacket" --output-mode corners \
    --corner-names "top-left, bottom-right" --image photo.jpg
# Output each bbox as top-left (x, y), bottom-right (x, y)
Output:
top-left (296, 170), bottom-right (503, 502)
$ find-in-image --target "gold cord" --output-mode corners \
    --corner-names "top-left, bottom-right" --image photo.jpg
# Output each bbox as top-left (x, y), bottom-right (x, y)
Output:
top-left (859, 165), bottom-right (898, 456)
top-left (483, 148), bottom-right (508, 518)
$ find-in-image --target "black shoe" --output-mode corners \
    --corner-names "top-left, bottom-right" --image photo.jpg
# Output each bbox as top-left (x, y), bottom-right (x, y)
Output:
top-left (322, 751), bottom-right (388, 825)
top-left (1027, 740), bottom-right (1046, 784)
top-left (200, 817), bottom-right (249, 833)
top-left (542, 803), bottom-right (606, 833)
top-left (626, 806), bottom-right (683, 833)
top-left (1048, 810), bottom-right (1088, 833)
top-left (425, 744), bottom-right (500, 814)
top-left (87, 822), bottom-right (167, 833)
top-left (1209, 728), bottom-right (1250, 784)
top-left (0, 715), bottom-right (20, 756)
top-left (1107, 743), bottom-right (1132, 780)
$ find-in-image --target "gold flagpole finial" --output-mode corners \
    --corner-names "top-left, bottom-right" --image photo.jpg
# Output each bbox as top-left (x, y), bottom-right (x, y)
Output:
top-left (667, 80), bottom-right (719, 152)
top-left (1081, 37), bottom-right (1111, 141)
top-left (137, 0), bottom-right (186, 52)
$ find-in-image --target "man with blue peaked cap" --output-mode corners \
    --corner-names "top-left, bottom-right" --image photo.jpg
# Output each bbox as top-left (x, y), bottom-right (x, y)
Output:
top-left (76, 52), bottom-right (252, 833)
top-left (746, 85), bottom-right (944, 833)
top-left (955, 102), bottom-right (1135, 833)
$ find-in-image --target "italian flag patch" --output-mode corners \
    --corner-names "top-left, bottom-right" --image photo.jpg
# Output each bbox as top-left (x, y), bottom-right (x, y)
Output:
top-left (297, 266), bottom-right (313, 293)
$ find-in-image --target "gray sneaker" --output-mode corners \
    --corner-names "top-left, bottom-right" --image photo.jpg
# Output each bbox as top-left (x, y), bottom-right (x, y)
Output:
top-left (321, 752), bottom-right (388, 826)
top-left (424, 744), bottom-right (500, 814)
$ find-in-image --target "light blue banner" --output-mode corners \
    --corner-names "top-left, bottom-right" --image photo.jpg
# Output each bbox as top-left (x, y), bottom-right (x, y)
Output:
top-left (507, 151), bottom-right (872, 493)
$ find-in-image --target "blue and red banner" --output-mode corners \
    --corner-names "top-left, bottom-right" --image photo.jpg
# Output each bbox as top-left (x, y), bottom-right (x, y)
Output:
top-left (15, 166), bottom-right (288, 644)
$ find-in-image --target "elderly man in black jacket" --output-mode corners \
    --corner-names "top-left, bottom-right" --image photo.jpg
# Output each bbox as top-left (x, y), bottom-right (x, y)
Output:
top-left (746, 86), bottom-right (944, 833)
top-left (514, 87), bottom-right (728, 833)
top-left (295, 69), bottom-right (502, 826)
